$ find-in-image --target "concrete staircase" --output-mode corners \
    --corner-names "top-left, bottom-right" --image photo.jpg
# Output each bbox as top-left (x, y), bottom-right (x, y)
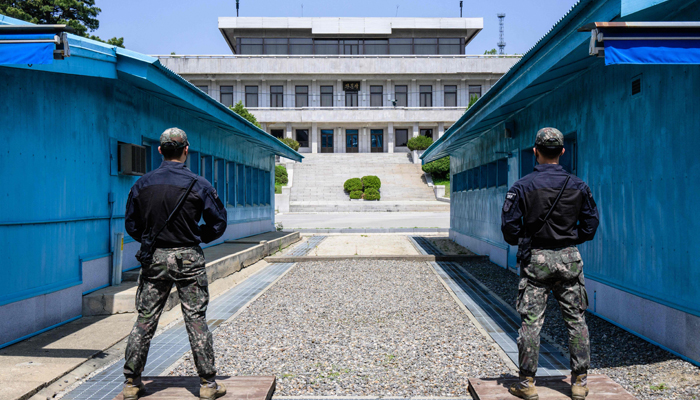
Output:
top-left (289, 153), bottom-right (449, 212)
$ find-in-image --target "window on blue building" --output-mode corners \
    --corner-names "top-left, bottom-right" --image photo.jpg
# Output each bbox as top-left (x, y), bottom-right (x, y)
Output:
top-left (560, 134), bottom-right (577, 175)
top-left (227, 162), bottom-right (236, 207)
top-left (497, 158), bottom-right (508, 187)
top-left (521, 148), bottom-right (536, 177)
top-left (480, 165), bottom-right (488, 188)
top-left (487, 162), bottom-right (497, 188)
top-left (201, 155), bottom-right (213, 183)
top-left (215, 159), bottom-right (226, 204)
top-left (186, 151), bottom-right (199, 174)
top-left (237, 164), bottom-right (245, 206)
top-left (245, 166), bottom-right (253, 206)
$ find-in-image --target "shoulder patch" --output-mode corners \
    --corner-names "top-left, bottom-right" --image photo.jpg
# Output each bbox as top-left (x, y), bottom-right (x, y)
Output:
top-left (506, 192), bottom-right (516, 200)
top-left (212, 189), bottom-right (219, 199)
top-left (503, 191), bottom-right (517, 213)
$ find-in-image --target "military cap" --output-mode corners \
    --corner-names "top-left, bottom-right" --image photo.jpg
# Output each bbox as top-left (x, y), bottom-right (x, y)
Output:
top-left (160, 127), bottom-right (189, 148)
top-left (535, 127), bottom-right (564, 147)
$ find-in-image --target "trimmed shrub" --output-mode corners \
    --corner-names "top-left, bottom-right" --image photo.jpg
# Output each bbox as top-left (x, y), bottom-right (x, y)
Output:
top-left (361, 175), bottom-right (381, 190)
top-left (364, 188), bottom-right (380, 201)
top-left (275, 165), bottom-right (288, 185)
top-left (407, 135), bottom-right (433, 151)
top-left (344, 178), bottom-right (363, 193)
top-left (279, 138), bottom-right (300, 151)
top-left (349, 190), bottom-right (363, 199)
top-left (422, 156), bottom-right (450, 179)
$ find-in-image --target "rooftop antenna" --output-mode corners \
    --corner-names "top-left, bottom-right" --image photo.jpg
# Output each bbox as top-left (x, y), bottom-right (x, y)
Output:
top-left (460, 1), bottom-right (463, 18)
top-left (497, 13), bottom-right (506, 55)
top-left (236, 0), bottom-right (239, 17)
top-left (396, 5), bottom-right (399, 17)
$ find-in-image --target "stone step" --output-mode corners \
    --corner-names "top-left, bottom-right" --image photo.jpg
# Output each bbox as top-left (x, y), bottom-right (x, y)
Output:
top-left (289, 201), bottom-right (450, 213)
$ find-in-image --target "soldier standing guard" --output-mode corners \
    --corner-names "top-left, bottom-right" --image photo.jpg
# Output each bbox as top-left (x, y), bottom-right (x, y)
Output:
top-left (501, 127), bottom-right (599, 400)
top-left (123, 128), bottom-right (228, 400)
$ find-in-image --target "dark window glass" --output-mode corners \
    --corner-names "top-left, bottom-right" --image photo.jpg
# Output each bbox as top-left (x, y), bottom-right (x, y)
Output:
top-left (289, 38), bottom-right (313, 54)
top-left (444, 85), bottom-right (457, 107)
top-left (560, 135), bottom-right (577, 175)
top-left (227, 162), bottom-right (236, 207)
top-left (364, 39), bottom-right (388, 55)
top-left (237, 163), bottom-right (245, 206)
top-left (395, 129), bottom-right (408, 147)
top-left (480, 165), bottom-right (488, 188)
top-left (420, 85), bottom-right (433, 107)
top-left (315, 39), bottom-right (339, 55)
top-left (295, 85), bottom-right (308, 107)
top-left (497, 158), bottom-right (508, 186)
top-left (469, 85), bottom-right (482, 102)
top-left (245, 85), bottom-right (258, 107)
top-left (296, 129), bottom-right (309, 147)
top-left (487, 162), bottom-right (497, 188)
top-left (239, 38), bottom-right (263, 54)
top-left (271, 129), bottom-right (284, 139)
top-left (196, 85), bottom-right (208, 95)
top-left (468, 168), bottom-right (475, 190)
top-left (270, 85), bottom-right (283, 108)
top-left (389, 38), bottom-right (412, 54)
top-left (420, 128), bottom-right (433, 139)
top-left (345, 91), bottom-right (358, 107)
top-left (414, 38), bottom-right (438, 54)
top-left (220, 85), bottom-right (233, 107)
top-left (520, 148), bottom-right (536, 177)
top-left (264, 38), bottom-right (287, 54)
top-left (439, 38), bottom-right (462, 54)
top-left (342, 40), bottom-right (360, 55)
top-left (320, 85), bottom-right (333, 107)
top-left (245, 166), bottom-right (253, 206)
top-left (395, 85), bottom-right (408, 107)
top-left (370, 85), bottom-right (383, 107)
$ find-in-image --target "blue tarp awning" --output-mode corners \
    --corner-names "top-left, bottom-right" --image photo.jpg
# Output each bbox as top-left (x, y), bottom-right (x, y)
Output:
top-left (0, 34), bottom-right (55, 65)
top-left (604, 33), bottom-right (700, 65)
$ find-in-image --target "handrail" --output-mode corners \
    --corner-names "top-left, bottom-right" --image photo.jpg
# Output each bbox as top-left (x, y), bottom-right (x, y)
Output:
top-left (153, 54), bottom-right (522, 60)
top-left (245, 106), bottom-right (467, 111)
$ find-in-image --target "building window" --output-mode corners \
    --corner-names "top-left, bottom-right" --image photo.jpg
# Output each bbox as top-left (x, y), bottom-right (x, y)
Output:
top-left (245, 86), bottom-right (258, 107)
top-left (419, 85), bottom-right (433, 107)
top-left (469, 85), bottom-right (482, 102)
top-left (345, 91), bottom-right (358, 107)
top-left (320, 85), bottom-right (333, 107)
top-left (420, 128), bottom-right (433, 139)
top-left (296, 129), bottom-right (309, 147)
top-left (560, 134), bottom-right (577, 175)
top-left (245, 166), bottom-right (253, 206)
top-left (395, 129), bottom-right (408, 147)
top-left (414, 38), bottom-right (438, 54)
top-left (497, 158), bottom-right (508, 187)
top-left (439, 38), bottom-right (462, 54)
top-left (389, 38), bottom-right (412, 54)
top-left (236, 163), bottom-right (245, 206)
top-left (271, 129), bottom-right (284, 139)
top-left (270, 85), bottom-right (284, 108)
top-left (239, 38), bottom-right (263, 54)
top-left (395, 85), bottom-right (408, 107)
top-left (196, 85), bottom-right (208, 95)
top-left (290, 38), bottom-right (313, 54)
top-left (370, 85), bottom-right (383, 107)
top-left (342, 40), bottom-right (360, 55)
top-left (220, 86), bottom-right (233, 107)
top-left (315, 39), bottom-right (339, 55)
top-left (520, 148), bottom-right (536, 177)
top-left (264, 38), bottom-right (287, 54)
top-left (444, 85), bottom-right (457, 107)
top-left (227, 162), bottom-right (236, 207)
top-left (295, 86), bottom-right (308, 107)
top-left (364, 39), bottom-right (388, 55)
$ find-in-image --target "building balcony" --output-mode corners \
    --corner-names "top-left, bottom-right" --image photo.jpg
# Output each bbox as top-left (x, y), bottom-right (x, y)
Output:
top-left (156, 54), bottom-right (520, 79)
top-left (246, 106), bottom-right (466, 124)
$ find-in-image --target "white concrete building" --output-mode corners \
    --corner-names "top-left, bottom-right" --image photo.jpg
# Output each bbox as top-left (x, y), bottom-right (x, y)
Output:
top-left (158, 17), bottom-right (520, 154)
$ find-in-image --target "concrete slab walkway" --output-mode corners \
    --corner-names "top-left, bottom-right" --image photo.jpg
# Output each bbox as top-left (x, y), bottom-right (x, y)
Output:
top-left (277, 212), bottom-right (449, 230)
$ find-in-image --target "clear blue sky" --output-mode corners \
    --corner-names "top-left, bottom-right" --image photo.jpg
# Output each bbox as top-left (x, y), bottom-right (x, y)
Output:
top-left (93, 0), bottom-right (579, 55)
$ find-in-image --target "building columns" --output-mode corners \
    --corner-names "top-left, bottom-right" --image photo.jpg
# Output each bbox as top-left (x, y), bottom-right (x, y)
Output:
top-left (438, 122), bottom-right (445, 139)
top-left (311, 123), bottom-right (318, 153)
top-left (285, 123), bottom-right (292, 139)
top-left (388, 122), bottom-right (394, 153)
top-left (412, 123), bottom-right (419, 138)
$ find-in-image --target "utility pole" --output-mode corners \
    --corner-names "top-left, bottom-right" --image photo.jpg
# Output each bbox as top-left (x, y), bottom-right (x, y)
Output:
top-left (236, 0), bottom-right (239, 17)
top-left (460, 1), bottom-right (463, 17)
top-left (497, 13), bottom-right (506, 55)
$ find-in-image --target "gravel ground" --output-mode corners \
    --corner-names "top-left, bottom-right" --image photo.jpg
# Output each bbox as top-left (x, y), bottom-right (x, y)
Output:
top-left (459, 259), bottom-right (700, 400)
top-left (171, 260), bottom-right (511, 396)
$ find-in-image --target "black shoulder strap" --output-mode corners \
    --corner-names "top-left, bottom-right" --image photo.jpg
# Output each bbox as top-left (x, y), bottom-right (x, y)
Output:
top-left (532, 174), bottom-right (571, 237)
top-left (149, 176), bottom-right (197, 246)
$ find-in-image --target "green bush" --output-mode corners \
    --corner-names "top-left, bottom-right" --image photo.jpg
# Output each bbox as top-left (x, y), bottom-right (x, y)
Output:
top-left (364, 188), bottom-right (380, 201)
top-left (279, 138), bottom-right (300, 151)
top-left (344, 178), bottom-right (363, 193)
top-left (275, 165), bottom-right (288, 185)
top-left (349, 190), bottom-right (363, 199)
top-left (361, 175), bottom-right (381, 190)
top-left (407, 135), bottom-right (433, 151)
top-left (422, 156), bottom-right (450, 179)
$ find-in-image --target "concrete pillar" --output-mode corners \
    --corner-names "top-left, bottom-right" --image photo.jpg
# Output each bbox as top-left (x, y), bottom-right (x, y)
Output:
top-left (338, 127), bottom-right (345, 153)
top-left (261, 79), bottom-right (268, 107)
top-left (412, 123), bottom-right (419, 138)
top-left (311, 123), bottom-right (318, 153)
top-left (438, 122), bottom-right (445, 139)
top-left (311, 79), bottom-right (318, 107)
top-left (360, 128), bottom-right (367, 153)
top-left (285, 123), bottom-right (292, 139)
top-left (411, 79), bottom-right (418, 107)
top-left (435, 79), bottom-right (442, 107)
top-left (460, 79), bottom-right (467, 108)
top-left (361, 79), bottom-right (367, 107)
top-left (388, 122), bottom-right (394, 153)
top-left (286, 79), bottom-right (293, 108)
top-left (385, 79), bottom-right (392, 107)
top-left (336, 79), bottom-right (344, 107)
top-left (211, 80), bottom-right (220, 104)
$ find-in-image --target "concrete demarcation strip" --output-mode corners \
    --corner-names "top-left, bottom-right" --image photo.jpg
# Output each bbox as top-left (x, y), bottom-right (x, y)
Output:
top-left (265, 254), bottom-right (489, 263)
top-left (468, 375), bottom-right (638, 399)
top-left (110, 376), bottom-right (276, 400)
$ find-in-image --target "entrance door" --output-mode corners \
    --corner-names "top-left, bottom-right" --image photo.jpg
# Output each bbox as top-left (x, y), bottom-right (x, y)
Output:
top-left (321, 130), bottom-right (334, 153)
top-left (346, 129), bottom-right (358, 153)
top-left (371, 129), bottom-right (384, 153)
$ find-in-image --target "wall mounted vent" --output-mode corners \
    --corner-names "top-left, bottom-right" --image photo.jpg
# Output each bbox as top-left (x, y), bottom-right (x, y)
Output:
top-left (631, 78), bottom-right (641, 95)
top-left (119, 143), bottom-right (147, 176)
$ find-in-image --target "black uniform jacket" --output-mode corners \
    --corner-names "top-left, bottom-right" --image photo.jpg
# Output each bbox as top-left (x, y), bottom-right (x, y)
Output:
top-left (501, 164), bottom-right (599, 249)
top-left (125, 161), bottom-right (228, 247)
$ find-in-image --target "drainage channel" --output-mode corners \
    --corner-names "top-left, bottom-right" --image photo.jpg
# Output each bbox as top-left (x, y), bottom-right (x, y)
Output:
top-left (410, 237), bottom-right (569, 377)
top-left (62, 236), bottom-right (327, 400)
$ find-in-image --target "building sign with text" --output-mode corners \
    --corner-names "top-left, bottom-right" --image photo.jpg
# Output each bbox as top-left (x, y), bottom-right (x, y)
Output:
top-left (343, 81), bottom-right (360, 92)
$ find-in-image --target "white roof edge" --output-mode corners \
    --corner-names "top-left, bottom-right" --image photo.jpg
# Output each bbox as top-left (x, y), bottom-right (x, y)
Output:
top-left (218, 17), bottom-right (483, 32)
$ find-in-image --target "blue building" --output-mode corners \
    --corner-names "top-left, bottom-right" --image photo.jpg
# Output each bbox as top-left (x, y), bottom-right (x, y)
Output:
top-left (422, 0), bottom-right (700, 363)
top-left (0, 15), bottom-right (302, 347)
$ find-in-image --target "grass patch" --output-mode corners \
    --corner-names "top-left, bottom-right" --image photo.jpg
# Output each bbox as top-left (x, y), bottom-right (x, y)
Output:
top-left (275, 183), bottom-right (286, 194)
top-left (432, 177), bottom-right (450, 198)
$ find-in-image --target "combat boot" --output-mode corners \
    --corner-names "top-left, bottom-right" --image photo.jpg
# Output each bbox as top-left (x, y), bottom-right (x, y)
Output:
top-left (122, 377), bottom-right (145, 400)
top-left (508, 375), bottom-right (538, 400)
top-left (200, 381), bottom-right (227, 400)
top-left (571, 373), bottom-right (589, 400)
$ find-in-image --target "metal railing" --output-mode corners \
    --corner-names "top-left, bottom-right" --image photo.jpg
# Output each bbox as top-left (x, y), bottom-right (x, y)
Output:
top-left (246, 106), bottom-right (466, 111)
top-left (153, 54), bottom-right (522, 60)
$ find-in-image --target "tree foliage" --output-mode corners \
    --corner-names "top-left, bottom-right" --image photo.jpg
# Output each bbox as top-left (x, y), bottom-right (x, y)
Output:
top-left (361, 175), bottom-right (381, 190)
top-left (280, 138), bottom-right (300, 151)
top-left (467, 94), bottom-right (479, 110)
top-left (344, 178), bottom-right (363, 193)
top-left (422, 156), bottom-right (450, 179)
top-left (275, 165), bottom-right (288, 185)
top-left (364, 188), bottom-right (380, 201)
top-left (484, 48), bottom-right (497, 55)
top-left (0, 0), bottom-right (125, 47)
top-left (230, 101), bottom-right (262, 128)
top-left (407, 135), bottom-right (433, 151)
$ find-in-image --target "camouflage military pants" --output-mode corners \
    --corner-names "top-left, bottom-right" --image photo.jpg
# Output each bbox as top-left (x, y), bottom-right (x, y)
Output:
top-left (517, 246), bottom-right (590, 376)
top-left (124, 246), bottom-right (215, 380)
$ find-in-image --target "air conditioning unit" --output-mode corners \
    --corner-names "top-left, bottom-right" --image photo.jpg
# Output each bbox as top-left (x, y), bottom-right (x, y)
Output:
top-left (119, 143), bottom-right (147, 176)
